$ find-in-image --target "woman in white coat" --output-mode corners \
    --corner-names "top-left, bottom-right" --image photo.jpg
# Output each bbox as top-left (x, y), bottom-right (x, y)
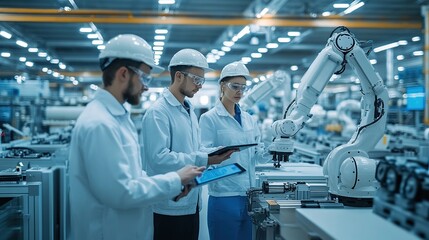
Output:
top-left (199, 61), bottom-right (262, 240)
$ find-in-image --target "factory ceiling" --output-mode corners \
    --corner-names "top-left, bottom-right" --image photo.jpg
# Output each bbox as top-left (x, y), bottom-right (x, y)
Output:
top-left (0, 0), bottom-right (426, 87)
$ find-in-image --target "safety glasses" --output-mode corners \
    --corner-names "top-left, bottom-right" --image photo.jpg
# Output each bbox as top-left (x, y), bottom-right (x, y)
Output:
top-left (226, 82), bottom-right (249, 92)
top-left (128, 66), bottom-right (153, 86)
top-left (180, 71), bottom-right (205, 86)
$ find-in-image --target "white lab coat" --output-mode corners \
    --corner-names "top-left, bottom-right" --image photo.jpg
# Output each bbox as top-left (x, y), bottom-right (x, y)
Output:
top-left (69, 89), bottom-right (182, 240)
top-left (199, 101), bottom-right (262, 197)
top-left (141, 88), bottom-right (208, 215)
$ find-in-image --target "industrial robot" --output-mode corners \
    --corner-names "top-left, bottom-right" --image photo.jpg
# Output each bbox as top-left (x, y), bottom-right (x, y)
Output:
top-left (269, 26), bottom-right (389, 205)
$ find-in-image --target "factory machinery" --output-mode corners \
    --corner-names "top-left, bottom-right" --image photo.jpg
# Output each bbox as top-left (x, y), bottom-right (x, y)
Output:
top-left (374, 158), bottom-right (429, 239)
top-left (0, 130), bottom-right (70, 240)
top-left (247, 27), bottom-right (419, 240)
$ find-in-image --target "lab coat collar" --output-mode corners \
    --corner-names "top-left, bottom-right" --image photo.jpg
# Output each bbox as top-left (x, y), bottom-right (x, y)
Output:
top-left (163, 88), bottom-right (194, 110)
top-left (214, 100), bottom-right (233, 117)
top-left (94, 88), bottom-right (127, 116)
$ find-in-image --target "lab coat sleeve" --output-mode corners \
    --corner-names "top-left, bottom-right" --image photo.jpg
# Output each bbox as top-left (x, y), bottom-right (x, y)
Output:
top-left (142, 108), bottom-right (208, 173)
top-left (80, 122), bottom-right (182, 209)
top-left (199, 113), bottom-right (216, 148)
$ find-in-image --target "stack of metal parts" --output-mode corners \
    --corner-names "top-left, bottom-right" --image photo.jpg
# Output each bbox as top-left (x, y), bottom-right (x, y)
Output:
top-left (374, 159), bottom-right (429, 239)
top-left (0, 136), bottom-right (69, 240)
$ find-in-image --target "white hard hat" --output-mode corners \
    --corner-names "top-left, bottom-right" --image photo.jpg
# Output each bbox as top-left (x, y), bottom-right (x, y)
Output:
top-left (168, 49), bottom-right (213, 72)
top-left (99, 34), bottom-right (164, 73)
top-left (219, 61), bottom-right (252, 83)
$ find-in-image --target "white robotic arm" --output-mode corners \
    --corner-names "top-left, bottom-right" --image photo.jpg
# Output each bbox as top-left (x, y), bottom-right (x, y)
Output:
top-left (270, 27), bottom-right (389, 205)
top-left (240, 70), bottom-right (291, 111)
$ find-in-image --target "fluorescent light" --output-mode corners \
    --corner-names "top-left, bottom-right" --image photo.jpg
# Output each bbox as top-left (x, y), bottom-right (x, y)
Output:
top-left (25, 61), bottom-right (34, 67)
top-left (79, 27), bottom-right (92, 33)
top-left (16, 40), bottom-right (28, 48)
top-left (397, 66), bottom-right (404, 71)
top-left (246, 80), bottom-right (252, 86)
top-left (266, 43), bottom-right (278, 49)
top-left (253, 78), bottom-right (259, 83)
top-left (47, 69), bottom-right (53, 74)
top-left (87, 33), bottom-right (98, 39)
top-left (241, 57), bottom-right (251, 63)
top-left (412, 36), bottom-right (420, 42)
top-left (28, 48), bottom-right (38, 52)
top-left (42, 67), bottom-right (48, 72)
top-left (214, 55), bottom-right (220, 60)
top-left (211, 49), bottom-right (219, 54)
top-left (1, 52), bottom-right (11, 57)
top-left (46, 56), bottom-right (51, 61)
top-left (50, 59), bottom-right (60, 64)
top-left (260, 76), bottom-right (266, 81)
top-left (258, 48), bottom-right (268, 53)
top-left (19, 57), bottom-right (26, 62)
top-left (398, 40), bottom-right (407, 45)
top-left (158, 0), bottom-right (175, 4)
top-left (0, 30), bottom-right (12, 39)
top-left (154, 35), bottom-right (166, 40)
top-left (97, 45), bottom-right (105, 50)
top-left (322, 11), bottom-right (331, 16)
top-left (232, 36), bottom-right (239, 42)
top-left (413, 51), bottom-right (424, 56)
top-left (155, 29), bottom-right (168, 34)
top-left (370, 59), bottom-right (377, 64)
top-left (290, 65), bottom-right (298, 71)
top-left (251, 53), bottom-right (262, 58)
top-left (396, 55), bottom-right (404, 60)
top-left (59, 63), bottom-right (66, 69)
top-left (154, 55), bottom-right (161, 59)
top-left (154, 51), bottom-right (163, 55)
top-left (223, 41), bottom-right (234, 47)
top-left (333, 3), bottom-right (349, 8)
top-left (373, 42), bottom-right (399, 52)
top-left (53, 72), bottom-right (60, 77)
top-left (153, 41), bottom-right (165, 46)
top-left (236, 26), bottom-right (250, 39)
top-left (153, 46), bottom-right (164, 51)
top-left (256, 7), bottom-right (269, 18)
top-left (278, 37), bottom-right (291, 43)
top-left (221, 46), bottom-right (231, 52)
top-left (343, 2), bottom-right (365, 14)
top-left (38, 52), bottom-right (47, 57)
top-left (287, 31), bottom-right (301, 37)
top-left (92, 40), bottom-right (103, 45)
top-left (218, 51), bottom-right (225, 56)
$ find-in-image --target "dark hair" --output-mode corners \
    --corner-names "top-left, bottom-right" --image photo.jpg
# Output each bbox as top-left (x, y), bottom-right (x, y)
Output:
top-left (101, 58), bottom-right (141, 87)
top-left (169, 65), bottom-right (193, 84)
top-left (219, 76), bottom-right (235, 84)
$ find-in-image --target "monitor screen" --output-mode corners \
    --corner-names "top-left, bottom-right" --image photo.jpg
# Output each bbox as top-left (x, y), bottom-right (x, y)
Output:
top-left (406, 86), bottom-right (425, 111)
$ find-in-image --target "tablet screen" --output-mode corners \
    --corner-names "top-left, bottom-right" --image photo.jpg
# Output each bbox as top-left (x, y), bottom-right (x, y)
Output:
top-left (195, 163), bottom-right (245, 186)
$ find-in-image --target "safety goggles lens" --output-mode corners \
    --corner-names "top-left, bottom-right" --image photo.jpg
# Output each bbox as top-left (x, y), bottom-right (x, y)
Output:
top-left (181, 71), bottom-right (205, 86)
top-left (128, 66), bottom-right (152, 85)
top-left (227, 82), bottom-right (248, 92)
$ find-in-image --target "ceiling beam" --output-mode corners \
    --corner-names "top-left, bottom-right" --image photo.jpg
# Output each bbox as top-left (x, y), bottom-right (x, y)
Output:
top-left (0, 9), bottom-right (421, 29)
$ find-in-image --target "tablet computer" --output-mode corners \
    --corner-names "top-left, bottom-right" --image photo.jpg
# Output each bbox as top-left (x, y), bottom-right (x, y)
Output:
top-left (208, 143), bottom-right (258, 156)
top-left (194, 163), bottom-right (246, 186)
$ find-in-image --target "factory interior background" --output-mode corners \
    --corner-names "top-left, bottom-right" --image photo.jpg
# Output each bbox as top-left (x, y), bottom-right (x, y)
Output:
top-left (0, 0), bottom-right (428, 239)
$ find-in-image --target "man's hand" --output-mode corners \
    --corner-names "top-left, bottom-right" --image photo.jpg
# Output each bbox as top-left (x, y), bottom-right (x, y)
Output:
top-left (176, 165), bottom-right (205, 185)
top-left (208, 149), bottom-right (237, 165)
top-left (174, 165), bottom-right (205, 201)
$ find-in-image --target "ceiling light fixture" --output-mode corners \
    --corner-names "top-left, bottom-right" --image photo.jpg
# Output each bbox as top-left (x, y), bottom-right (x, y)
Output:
top-left (278, 37), bottom-right (291, 43)
top-left (343, 2), bottom-right (365, 14)
top-left (256, 8), bottom-right (269, 18)
top-left (155, 29), bottom-right (168, 34)
top-left (396, 55), bottom-right (404, 60)
top-left (154, 35), bottom-right (166, 40)
top-left (221, 46), bottom-right (231, 52)
top-left (158, 0), bottom-right (175, 4)
top-left (87, 33), bottom-right (98, 39)
top-left (0, 30), bottom-right (12, 39)
top-left (333, 3), bottom-right (350, 8)
top-left (1, 52), bottom-right (11, 58)
top-left (258, 48), bottom-right (268, 53)
top-left (322, 11), bottom-right (331, 16)
top-left (79, 27), bottom-right (92, 33)
top-left (16, 40), bottom-right (28, 48)
top-left (266, 43), bottom-right (278, 49)
top-left (28, 48), bottom-right (38, 53)
top-left (413, 51), bottom-right (424, 56)
top-left (290, 65), bottom-right (298, 71)
top-left (373, 42), bottom-right (399, 52)
top-left (411, 36), bottom-right (421, 42)
top-left (287, 31), bottom-right (300, 37)
top-left (251, 53), bottom-right (262, 58)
